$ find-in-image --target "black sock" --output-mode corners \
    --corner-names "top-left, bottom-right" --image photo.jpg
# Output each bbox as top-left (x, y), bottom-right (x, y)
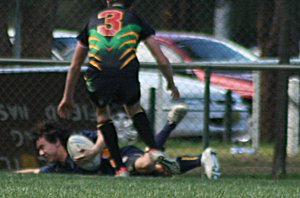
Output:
top-left (132, 112), bottom-right (156, 148)
top-left (98, 121), bottom-right (124, 170)
top-left (176, 155), bottom-right (202, 173)
top-left (155, 123), bottom-right (176, 150)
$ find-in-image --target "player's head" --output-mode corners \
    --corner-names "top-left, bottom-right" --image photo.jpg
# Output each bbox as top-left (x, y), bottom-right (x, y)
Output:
top-left (31, 121), bottom-right (70, 162)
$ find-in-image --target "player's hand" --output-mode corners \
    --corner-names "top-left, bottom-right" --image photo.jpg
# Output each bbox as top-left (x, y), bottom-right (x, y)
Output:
top-left (73, 147), bottom-right (98, 163)
top-left (57, 98), bottom-right (74, 119)
top-left (15, 169), bottom-right (40, 174)
top-left (167, 85), bottom-right (180, 100)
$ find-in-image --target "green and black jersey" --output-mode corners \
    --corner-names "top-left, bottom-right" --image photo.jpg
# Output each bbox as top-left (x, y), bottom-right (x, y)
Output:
top-left (77, 4), bottom-right (155, 76)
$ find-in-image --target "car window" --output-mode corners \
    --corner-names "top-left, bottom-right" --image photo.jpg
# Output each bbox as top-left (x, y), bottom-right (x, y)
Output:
top-left (174, 39), bottom-right (249, 61)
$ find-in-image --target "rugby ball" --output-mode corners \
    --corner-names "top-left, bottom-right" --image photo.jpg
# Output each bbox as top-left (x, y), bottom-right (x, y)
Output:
top-left (67, 134), bottom-right (101, 171)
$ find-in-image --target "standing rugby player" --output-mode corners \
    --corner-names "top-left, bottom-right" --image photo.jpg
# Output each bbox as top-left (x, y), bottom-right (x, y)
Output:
top-left (57, 0), bottom-right (179, 176)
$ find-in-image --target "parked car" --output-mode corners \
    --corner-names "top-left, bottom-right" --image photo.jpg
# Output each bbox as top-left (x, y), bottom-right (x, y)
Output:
top-left (52, 31), bottom-right (258, 100)
top-left (139, 32), bottom-right (258, 100)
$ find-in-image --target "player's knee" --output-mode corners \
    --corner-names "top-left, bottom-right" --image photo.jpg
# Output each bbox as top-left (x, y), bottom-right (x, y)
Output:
top-left (96, 119), bottom-right (113, 129)
top-left (124, 104), bottom-right (144, 117)
top-left (135, 154), bottom-right (155, 172)
top-left (96, 107), bottom-right (112, 126)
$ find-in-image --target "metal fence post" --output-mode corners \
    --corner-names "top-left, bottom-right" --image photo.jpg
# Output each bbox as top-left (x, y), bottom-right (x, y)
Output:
top-left (224, 90), bottom-right (232, 143)
top-left (155, 73), bottom-right (164, 135)
top-left (252, 71), bottom-right (260, 152)
top-left (148, 87), bottom-right (156, 134)
top-left (287, 77), bottom-right (299, 157)
top-left (203, 68), bottom-right (211, 150)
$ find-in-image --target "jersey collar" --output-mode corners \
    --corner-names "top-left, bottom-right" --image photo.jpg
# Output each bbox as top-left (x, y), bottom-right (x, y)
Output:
top-left (112, 3), bottom-right (124, 8)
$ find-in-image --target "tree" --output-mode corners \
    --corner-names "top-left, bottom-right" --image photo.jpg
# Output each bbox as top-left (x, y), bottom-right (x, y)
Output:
top-left (0, 0), bottom-right (13, 57)
top-left (21, 0), bottom-right (58, 58)
top-left (256, 0), bottom-right (299, 179)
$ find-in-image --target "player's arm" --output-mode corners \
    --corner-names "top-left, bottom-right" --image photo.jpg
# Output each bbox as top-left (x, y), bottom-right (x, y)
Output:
top-left (15, 168), bottom-right (40, 174)
top-left (144, 36), bottom-right (180, 100)
top-left (91, 130), bottom-right (106, 154)
top-left (64, 43), bottom-right (88, 101)
top-left (57, 42), bottom-right (88, 118)
top-left (74, 130), bottom-right (105, 162)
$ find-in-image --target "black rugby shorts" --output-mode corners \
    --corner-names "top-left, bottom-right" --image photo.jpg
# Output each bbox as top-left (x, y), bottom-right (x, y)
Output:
top-left (86, 76), bottom-right (141, 107)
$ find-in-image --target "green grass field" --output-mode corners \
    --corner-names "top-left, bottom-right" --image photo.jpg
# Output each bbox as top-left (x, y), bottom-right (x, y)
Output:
top-left (2, 139), bottom-right (300, 198)
top-left (1, 171), bottom-right (300, 198)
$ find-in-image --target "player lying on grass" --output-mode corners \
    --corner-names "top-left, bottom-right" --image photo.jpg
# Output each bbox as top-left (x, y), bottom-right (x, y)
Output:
top-left (17, 105), bottom-right (220, 179)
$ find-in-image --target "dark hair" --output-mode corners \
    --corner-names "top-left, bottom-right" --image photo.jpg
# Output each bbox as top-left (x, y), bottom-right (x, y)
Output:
top-left (31, 121), bottom-right (71, 148)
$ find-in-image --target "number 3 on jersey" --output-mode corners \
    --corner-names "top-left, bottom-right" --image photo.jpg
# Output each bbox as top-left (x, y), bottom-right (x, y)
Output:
top-left (98, 10), bottom-right (123, 36)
